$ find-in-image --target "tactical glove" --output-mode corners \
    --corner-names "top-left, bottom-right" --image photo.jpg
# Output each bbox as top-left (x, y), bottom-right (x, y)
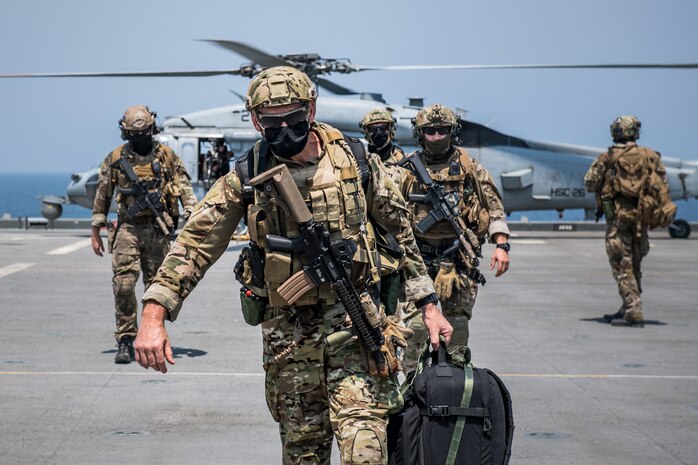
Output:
top-left (433, 261), bottom-right (460, 300)
top-left (360, 321), bottom-right (414, 377)
top-left (382, 320), bottom-right (414, 375)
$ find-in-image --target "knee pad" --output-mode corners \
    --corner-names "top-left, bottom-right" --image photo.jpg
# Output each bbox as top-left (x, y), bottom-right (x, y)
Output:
top-left (349, 428), bottom-right (385, 465)
top-left (113, 273), bottom-right (137, 296)
top-left (295, 453), bottom-right (321, 465)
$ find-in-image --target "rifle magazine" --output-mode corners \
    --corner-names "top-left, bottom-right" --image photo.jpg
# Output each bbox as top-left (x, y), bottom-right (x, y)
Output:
top-left (277, 270), bottom-right (316, 306)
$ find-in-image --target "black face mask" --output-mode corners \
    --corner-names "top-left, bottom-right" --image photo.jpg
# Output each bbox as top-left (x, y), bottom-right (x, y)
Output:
top-left (369, 141), bottom-right (393, 160)
top-left (129, 133), bottom-right (153, 156)
top-left (264, 120), bottom-right (310, 158)
top-left (368, 129), bottom-right (391, 152)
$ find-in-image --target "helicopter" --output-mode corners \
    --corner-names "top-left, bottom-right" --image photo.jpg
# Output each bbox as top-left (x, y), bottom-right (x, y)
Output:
top-left (4, 40), bottom-right (696, 238)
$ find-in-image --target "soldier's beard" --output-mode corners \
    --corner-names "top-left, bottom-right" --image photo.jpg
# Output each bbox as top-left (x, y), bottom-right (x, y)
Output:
top-left (265, 121), bottom-right (310, 158)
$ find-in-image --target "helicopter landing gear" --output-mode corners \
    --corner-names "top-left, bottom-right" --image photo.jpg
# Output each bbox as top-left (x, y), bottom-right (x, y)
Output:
top-left (668, 219), bottom-right (691, 239)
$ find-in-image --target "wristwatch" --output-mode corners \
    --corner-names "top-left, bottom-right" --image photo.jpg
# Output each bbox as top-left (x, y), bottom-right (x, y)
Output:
top-left (416, 293), bottom-right (440, 308)
top-left (496, 242), bottom-right (511, 253)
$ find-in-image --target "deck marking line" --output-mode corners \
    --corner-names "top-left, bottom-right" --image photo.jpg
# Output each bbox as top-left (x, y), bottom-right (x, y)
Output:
top-left (46, 239), bottom-right (91, 256)
top-left (0, 262), bottom-right (35, 279)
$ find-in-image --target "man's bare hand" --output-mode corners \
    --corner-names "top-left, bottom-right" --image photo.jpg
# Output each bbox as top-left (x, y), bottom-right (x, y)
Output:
top-left (91, 226), bottom-right (104, 257)
top-left (490, 233), bottom-right (510, 277)
top-left (490, 248), bottom-right (509, 277)
top-left (422, 302), bottom-right (453, 350)
top-left (134, 302), bottom-right (174, 373)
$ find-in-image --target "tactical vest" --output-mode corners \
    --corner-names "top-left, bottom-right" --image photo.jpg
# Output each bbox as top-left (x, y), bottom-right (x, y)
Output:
top-left (408, 147), bottom-right (490, 243)
top-left (244, 123), bottom-right (379, 308)
top-left (109, 144), bottom-right (182, 220)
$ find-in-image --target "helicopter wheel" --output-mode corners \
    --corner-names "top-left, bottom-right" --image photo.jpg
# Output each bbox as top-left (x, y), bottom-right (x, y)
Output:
top-left (668, 219), bottom-right (691, 239)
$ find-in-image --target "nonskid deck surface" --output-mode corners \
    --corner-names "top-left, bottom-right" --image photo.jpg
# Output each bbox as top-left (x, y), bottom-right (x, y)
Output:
top-left (1, 229), bottom-right (696, 465)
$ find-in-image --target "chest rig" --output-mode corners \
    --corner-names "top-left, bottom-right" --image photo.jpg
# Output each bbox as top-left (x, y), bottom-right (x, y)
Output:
top-left (245, 124), bottom-right (379, 308)
top-left (408, 147), bottom-right (490, 243)
top-left (110, 144), bottom-right (180, 219)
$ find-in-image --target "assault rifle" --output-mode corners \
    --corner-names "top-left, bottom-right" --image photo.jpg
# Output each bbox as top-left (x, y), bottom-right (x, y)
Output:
top-left (398, 154), bottom-right (486, 286)
top-left (249, 164), bottom-right (385, 369)
top-left (112, 157), bottom-right (177, 240)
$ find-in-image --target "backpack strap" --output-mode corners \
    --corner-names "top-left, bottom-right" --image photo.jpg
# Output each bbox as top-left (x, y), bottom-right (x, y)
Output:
top-left (445, 363), bottom-right (475, 465)
top-left (342, 134), bottom-right (371, 188)
top-left (234, 140), bottom-right (267, 221)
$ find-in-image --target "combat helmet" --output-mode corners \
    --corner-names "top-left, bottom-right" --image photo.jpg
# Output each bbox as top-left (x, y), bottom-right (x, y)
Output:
top-left (360, 108), bottom-right (396, 133)
top-left (245, 66), bottom-right (317, 111)
top-left (119, 105), bottom-right (156, 132)
top-left (411, 104), bottom-right (460, 146)
top-left (610, 115), bottom-right (641, 142)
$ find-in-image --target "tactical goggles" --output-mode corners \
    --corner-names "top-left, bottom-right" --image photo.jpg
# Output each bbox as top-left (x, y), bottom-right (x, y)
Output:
top-left (422, 126), bottom-right (451, 136)
top-left (127, 128), bottom-right (152, 136)
top-left (367, 123), bottom-right (391, 132)
top-left (257, 107), bottom-right (308, 129)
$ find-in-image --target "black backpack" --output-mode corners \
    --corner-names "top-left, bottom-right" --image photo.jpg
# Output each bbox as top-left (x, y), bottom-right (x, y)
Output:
top-left (388, 343), bottom-right (514, 465)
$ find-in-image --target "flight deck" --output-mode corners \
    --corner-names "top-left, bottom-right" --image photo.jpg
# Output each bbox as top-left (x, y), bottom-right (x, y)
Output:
top-left (0, 228), bottom-right (696, 465)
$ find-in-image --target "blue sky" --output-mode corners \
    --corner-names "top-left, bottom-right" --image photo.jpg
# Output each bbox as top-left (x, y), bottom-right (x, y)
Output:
top-left (1, 0), bottom-right (697, 173)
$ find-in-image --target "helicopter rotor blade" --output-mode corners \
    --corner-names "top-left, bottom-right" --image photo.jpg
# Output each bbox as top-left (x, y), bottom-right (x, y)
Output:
top-left (0, 70), bottom-right (244, 78)
top-left (315, 78), bottom-right (358, 95)
top-left (353, 63), bottom-right (698, 71)
top-left (202, 39), bottom-right (291, 67)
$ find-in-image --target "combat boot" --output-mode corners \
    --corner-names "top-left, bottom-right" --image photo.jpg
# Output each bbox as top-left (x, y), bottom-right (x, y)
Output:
top-left (115, 336), bottom-right (133, 364)
top-left (611, 318), bottom-right (644, 328)
top-left (602, 306), bottom-right (625, 323)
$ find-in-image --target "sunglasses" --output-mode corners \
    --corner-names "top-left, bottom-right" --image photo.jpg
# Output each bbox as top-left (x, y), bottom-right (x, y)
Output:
top-left (257, 107), bottom-right (308, 129)
top-left (422, 126), bottom-right (451, 136)
top-left (367, 123), bottom-right (391, 132)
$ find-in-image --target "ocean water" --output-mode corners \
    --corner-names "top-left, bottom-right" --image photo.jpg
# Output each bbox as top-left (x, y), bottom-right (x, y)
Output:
top-left (1, 172), bottom-right (697, 221)
top-left (0, 172), bottom-right (92, 219)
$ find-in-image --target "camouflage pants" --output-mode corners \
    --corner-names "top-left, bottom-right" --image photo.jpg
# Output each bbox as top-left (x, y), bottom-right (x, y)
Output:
top-left (111, 223), bottom-right (169, 342)
top-left (262, 303), bottom-right (401, 465)
top-left (401, 262), bottom-right (478, 373)
top-left (605, 219), bottom-right (649, 321)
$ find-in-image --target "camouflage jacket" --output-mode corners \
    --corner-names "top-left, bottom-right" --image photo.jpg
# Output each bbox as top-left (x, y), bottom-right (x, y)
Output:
top-left (142, 123), bottom-right (436, 320)
top-left (376, 144), bottom-right (407, 188)
top-left (395, 147), bottom-right (509, 242)
top-left (91, 142), bottom-right (198, 227)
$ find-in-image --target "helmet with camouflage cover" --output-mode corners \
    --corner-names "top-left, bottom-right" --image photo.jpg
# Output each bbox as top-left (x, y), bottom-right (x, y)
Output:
top-left (411, 104), bottom-right (460, 147)
top-left (360, 108), bottom-right (397, 149)
top-left (119, 105), bottom-right (156, 136)
top-left (245, 66), bottom-right (317, 111)
top-left (610, 115), bottom-right (641, 142)
top-left (360, 108), bottom-right (396, 132)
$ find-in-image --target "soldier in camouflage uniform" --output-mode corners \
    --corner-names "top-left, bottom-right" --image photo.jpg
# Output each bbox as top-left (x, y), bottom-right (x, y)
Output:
top-left (584, 115), bottom-right (674, 328)
top-left (393, 104), bottom-right (511, 372)
top-left (359, 109), bottom-right (410, 322)
top-left (133, 67), bottom-right (452, 465)
top-left (359, 108), bottom-right (406, 184)
top-left (91, 105), bottom-right (197, 364)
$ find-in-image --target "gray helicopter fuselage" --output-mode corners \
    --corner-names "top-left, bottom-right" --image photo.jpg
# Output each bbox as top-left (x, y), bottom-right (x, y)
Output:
top-left (58, 98), bottom-right (698, 222)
